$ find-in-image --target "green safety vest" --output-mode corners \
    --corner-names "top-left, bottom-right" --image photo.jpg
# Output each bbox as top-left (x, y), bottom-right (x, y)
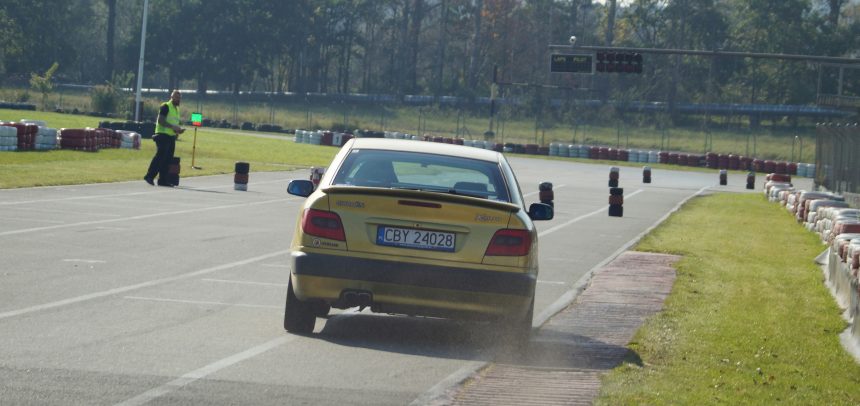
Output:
top-left (155, 101), bottom-right (180, 137)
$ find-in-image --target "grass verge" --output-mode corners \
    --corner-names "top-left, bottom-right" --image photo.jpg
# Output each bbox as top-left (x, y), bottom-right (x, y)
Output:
top-left (596, 193), bottom-right (860, 404)
top-left (0, 109), bottom-right (765, 189)
top-left (0, 112), bottom-right (338, 188)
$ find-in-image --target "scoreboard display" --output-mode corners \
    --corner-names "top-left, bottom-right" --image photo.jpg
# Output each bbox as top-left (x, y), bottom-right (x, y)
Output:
top-left (550, 54), bottom-right (593, 74)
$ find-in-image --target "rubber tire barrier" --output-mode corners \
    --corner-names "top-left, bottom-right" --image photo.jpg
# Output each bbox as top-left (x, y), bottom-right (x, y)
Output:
top-left (235, 161), bottom-right (250, 191)
top-left (719, 169), bottom-right (727, 186)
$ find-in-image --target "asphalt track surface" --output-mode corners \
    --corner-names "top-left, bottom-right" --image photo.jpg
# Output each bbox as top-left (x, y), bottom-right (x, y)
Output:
top-left (0, 156), bottom-right (780, 405)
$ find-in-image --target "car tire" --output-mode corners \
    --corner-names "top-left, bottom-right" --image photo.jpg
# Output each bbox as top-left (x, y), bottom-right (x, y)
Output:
top-left (497, 296), bottom-right (534, 349)
top-left (283, 278), bottom-right (316, 334)
top-left (312, 301), bottom-right (331, 318)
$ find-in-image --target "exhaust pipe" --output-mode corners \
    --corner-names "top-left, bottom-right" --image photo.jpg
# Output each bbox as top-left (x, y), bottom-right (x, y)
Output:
top-left (338, 289), bottom-right (373, 309)
top-left (357, 292), bottom-right (372, 307)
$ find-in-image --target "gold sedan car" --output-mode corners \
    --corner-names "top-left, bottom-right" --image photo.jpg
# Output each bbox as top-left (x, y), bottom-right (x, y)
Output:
top-left (284, 138), bottom-right (553, 341)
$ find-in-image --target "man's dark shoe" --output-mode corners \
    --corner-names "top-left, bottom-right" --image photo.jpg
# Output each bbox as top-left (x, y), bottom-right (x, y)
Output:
top-left (157, 182), bottom-right (175, 187)
top-left (144, 176), bottom-right (154, 186)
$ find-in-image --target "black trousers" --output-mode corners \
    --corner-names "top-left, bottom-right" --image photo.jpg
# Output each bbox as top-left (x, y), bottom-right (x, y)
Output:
top-left (145, 133), bottom-right (176, 184)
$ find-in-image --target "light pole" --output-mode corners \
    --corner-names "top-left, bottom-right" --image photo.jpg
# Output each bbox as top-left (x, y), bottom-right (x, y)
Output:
top-left (134, 0), bottom-right (149, 121)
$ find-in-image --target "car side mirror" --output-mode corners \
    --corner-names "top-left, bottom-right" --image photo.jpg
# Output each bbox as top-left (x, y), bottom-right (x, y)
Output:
top-left (287, 180), bottom-right (315, 197)
top-left (528, 203), bottom-right (554, 221)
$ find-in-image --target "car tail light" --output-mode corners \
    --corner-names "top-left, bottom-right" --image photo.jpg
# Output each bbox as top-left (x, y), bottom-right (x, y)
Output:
top-left (485, 229), bottom-right (531, 256)
top-left (302, 209), bottom-right (346, 241)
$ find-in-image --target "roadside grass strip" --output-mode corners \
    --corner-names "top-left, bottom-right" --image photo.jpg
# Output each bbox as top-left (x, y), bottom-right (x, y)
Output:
top-left (0, 109), bottom-right (337, 188)
top-left (597, 193), bottom-right (860, 405)
top-left (1, 108), bottom-right (816, 189)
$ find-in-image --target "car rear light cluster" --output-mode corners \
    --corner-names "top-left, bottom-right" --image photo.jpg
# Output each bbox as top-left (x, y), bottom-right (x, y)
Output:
top-left (484, 229), bottom-right (531, 256)
top-left (302, 209), bottom-right (346, 241)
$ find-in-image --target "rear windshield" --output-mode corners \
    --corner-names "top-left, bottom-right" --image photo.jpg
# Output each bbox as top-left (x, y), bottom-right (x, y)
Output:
top-left (331, 149), bottom-right (510, 202)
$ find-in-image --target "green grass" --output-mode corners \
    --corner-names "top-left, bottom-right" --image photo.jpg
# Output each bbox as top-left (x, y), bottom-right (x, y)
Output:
top-left (596, 193), bottom-right (860, 405)
top-left (0, 107), bottom-right (810, 188)
top-left (0, 109), bottom-right (338, 188)
top-left (3, 88), bottom-right (817, 162)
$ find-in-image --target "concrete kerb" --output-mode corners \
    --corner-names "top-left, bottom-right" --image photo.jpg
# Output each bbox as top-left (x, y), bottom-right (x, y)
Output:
top-left (410, 184), bottom-right (713, 406)
top-left (819, 248), bottom-right (860, 362)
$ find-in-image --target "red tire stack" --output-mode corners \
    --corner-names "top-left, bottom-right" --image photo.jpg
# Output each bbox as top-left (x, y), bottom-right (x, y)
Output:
top-left (321, 131), bottom-right (333, 146)
top-left (718, 154), bottom-right (729, 169)
top-left (728, 154), bottom-right (740, 170)
top-left (668, 153), bottom-right (679, 165)
top-left (59, 129), bottom-right (96, 152)
top-left (706, 152), bottom-right (718, 169)
top-left (10, 123), bottom-right (37, 151)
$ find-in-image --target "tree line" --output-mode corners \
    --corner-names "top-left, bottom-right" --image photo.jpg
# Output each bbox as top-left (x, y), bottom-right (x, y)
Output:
top-left (1, 0), bottom-right (858, 113)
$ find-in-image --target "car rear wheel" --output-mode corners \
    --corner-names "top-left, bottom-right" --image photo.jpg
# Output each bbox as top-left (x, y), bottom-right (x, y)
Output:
top-left (312, 301), bottom-right (331, 318)
top-left (496, 296), bottom-right (534, 349)
top-left (284, 279), bottom-right (316, 334)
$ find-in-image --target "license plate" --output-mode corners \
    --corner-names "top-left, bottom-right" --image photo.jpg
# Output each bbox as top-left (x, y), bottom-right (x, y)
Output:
top-left (376, 226), bottom-right (456, 252)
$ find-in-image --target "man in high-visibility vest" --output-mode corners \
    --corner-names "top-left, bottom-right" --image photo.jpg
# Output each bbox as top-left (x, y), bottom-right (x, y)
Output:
top-left (144, 90), bottom-right (185, 186)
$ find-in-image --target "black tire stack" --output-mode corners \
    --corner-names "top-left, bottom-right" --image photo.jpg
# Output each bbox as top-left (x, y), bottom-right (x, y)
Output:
top-left (609, 187), bottom-right (624, 217)
top-left (539, 182), bottom-right (554, 207)
top-left (643, 166), bottom-right (652, 183)
top-left (234, 161), bottom-right (250, 191)
top-left (719, 169), bottom-right (728, 186)
top-left (609, 166), bottom-right (620, 187)
top-left (166, 157), bottom-right (181, 186)
top-left (746, 172), bottom-right (755, 190)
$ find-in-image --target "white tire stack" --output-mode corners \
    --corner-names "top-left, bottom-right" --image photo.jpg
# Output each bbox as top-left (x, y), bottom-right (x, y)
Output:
top-left (35, 127), bottom-right (58, 150)
top-left (117, 130), bottom-right (142, 149)
top-left (0, 125), bottom-right (18, 151)
top-left (21, 119), bottom-right (47, 127)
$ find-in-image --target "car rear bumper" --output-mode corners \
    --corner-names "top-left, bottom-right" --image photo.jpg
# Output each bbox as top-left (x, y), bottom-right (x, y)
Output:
top-left (290, 250), bottom-right (535, 318)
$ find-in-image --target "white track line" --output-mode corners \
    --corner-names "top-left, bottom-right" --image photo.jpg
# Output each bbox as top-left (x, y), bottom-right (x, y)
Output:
top-left (538, 189), bottom-right (644, 238)
top-left (113, 335), bottom-right (296, 406)
top-left (115, 307), bottom-right (365, 406)
top-left (201, 278), bottom-right (287, 287)
top-left (124, 296), bottom-right (281, 309)
top-left (62, 259), bottom-right (107, 264)
top-left (0, 197), bottom-right (294, 237)
top-left (0, 249), bottom-right (291, 320)
top-left (523, 184), bottom-right (565, 198)
top-left (0, 177), bottom-right (294, 206)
